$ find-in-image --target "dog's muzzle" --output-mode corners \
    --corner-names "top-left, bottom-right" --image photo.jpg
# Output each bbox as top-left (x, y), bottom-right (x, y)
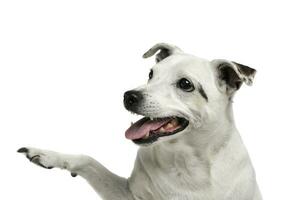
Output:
top-left (123, 90), bottom-right (143, 112)
top-left (123, 90), bottom-right (189, 145)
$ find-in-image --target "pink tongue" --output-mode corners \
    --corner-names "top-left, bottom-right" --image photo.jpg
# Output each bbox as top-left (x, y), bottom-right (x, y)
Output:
top-left (125, 118), bottom-right (170, 140)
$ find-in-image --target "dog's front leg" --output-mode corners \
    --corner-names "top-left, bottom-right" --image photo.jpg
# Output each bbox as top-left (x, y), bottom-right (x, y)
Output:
top-left (17, 147), bottom-right (134, 200)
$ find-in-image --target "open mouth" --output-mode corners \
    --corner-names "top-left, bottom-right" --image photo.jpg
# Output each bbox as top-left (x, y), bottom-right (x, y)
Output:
top-left (125, 116), bottom-right (189, 145)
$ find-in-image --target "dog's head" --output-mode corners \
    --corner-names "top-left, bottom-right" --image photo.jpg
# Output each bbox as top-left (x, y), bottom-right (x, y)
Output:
top-left (124, 43), bottom-right (256, 146)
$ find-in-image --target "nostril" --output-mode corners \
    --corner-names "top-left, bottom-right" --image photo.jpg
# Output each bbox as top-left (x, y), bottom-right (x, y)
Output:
top-left (124, 90), bottom-right (143, 109)
top-left (124, 92), bottom-right (138, 105)
top-left (128, 94), bottom-right (138, 105)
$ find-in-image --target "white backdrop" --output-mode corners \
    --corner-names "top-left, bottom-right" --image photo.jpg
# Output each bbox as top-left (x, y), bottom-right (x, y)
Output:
top-left (1, 0), bottom-right (301, 199)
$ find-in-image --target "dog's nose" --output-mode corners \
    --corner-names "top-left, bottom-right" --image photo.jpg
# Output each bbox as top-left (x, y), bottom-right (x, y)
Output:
top-left (124, 90), bottom-right (143, 111)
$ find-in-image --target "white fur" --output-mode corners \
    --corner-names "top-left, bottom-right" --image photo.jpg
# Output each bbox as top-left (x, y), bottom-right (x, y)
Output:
top-left (18, 43), bottom-right (262, 200)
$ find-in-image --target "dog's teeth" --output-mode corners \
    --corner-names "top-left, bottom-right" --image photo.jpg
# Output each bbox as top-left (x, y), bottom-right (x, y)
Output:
top-left (143, 132), bottom-right (150, 139)
top-left (165, 123), bottom-right (174, 129)
top-left (159, 127), bottom-right (165, 132)
top-left (171, 119), bottom-right (178, 126)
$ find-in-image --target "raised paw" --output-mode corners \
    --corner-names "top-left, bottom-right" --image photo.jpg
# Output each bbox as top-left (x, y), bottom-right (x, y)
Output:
top-left (17, 147), bottom-right (57, 169)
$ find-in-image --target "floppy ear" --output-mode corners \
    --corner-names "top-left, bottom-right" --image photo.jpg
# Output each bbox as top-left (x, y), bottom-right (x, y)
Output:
top-left (143, 43), bottom-right (182, 62)
top-left (211, 59), bottom-right (256, 95)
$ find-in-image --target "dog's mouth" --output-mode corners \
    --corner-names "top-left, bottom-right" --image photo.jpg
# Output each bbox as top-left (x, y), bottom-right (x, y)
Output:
top-left (125, 116), bottom-right (189, 145)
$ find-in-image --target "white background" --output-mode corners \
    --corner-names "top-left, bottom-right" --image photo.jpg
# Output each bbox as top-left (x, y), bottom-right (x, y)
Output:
top-left (1, 0), bottom-right (301, 199)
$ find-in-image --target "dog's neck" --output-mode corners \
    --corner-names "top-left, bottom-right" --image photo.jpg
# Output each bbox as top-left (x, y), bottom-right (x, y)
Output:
top-left (134, 103), bottom-right (252, 197)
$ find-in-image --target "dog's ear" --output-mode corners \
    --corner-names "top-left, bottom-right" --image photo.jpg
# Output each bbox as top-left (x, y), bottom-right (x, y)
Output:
top-left (143, 43), bottom-right (182, 63)
top-left (211, 59), bottom-right (256, 95)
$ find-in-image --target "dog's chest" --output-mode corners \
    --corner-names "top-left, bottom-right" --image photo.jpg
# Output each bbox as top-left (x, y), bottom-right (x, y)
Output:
top-left (129, 149), bottom-right (215, 200)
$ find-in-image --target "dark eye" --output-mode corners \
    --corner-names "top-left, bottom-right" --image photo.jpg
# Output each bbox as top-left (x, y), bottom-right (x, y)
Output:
top-left (149, 69), bottom-right (153, 80)
top-left (177, 78), bottom-right (195, 92)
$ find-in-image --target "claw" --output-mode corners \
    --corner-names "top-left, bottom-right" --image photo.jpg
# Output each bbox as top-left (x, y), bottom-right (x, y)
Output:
top-left (17, 147), bottom-right (28, 153)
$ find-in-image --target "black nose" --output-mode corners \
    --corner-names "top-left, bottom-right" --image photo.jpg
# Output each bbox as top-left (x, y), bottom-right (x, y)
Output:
top-left (124, 90), bottom-right (143, 111)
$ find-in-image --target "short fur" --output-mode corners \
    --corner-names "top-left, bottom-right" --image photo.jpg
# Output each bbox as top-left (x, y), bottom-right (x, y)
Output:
top-left (18, 43), bottom-right (262, 200)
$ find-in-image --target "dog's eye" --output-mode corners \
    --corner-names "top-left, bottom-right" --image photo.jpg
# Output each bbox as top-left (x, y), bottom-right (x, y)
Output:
top-left (149, 69), bottom-right (153, 80)
top-left (177, 78), bottom-right (195, 92)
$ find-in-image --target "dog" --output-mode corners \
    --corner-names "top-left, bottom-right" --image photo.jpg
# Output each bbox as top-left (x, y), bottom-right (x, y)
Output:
top-left (18, 43), bottom-right (262, 200)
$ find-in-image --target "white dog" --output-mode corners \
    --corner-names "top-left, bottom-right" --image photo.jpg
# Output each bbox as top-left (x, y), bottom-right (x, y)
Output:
top-left (18, 43), bottom-right (262, 200)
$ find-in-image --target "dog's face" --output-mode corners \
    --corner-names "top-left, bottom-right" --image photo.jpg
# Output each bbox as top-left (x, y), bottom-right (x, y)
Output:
top-left (124, 43), bottom-right (256, 146)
